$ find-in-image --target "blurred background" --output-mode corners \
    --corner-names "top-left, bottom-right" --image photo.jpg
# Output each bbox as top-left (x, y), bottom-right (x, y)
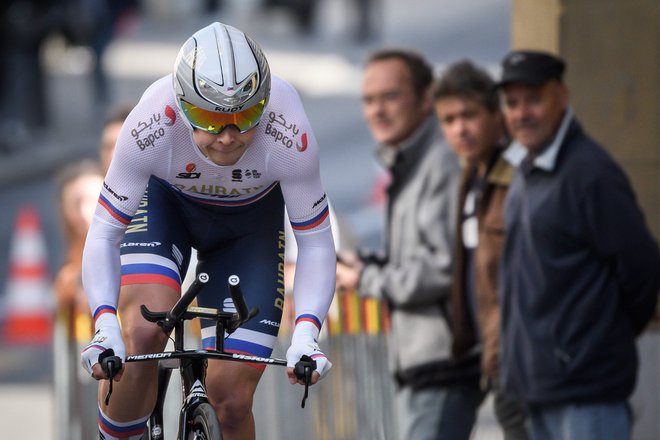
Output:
top-left (0, 0), bottom-right (657, 439)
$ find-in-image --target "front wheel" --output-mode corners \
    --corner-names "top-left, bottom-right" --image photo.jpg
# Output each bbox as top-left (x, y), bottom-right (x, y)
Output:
top-left (187, 402), bottom-right (222, 440)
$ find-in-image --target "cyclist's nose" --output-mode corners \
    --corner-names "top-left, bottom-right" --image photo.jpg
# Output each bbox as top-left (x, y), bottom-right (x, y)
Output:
top-left (214, 125), bottom-right (240, 142)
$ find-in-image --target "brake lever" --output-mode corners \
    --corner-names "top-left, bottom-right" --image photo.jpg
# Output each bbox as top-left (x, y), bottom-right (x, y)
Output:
top-left (99, 349), bottom-right (123, 406)
top-left (293, 355), bottom-right (317, 408)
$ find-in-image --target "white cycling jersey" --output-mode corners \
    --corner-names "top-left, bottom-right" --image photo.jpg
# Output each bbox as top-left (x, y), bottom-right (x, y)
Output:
top-left (82, 74), bottom-right (336, 328)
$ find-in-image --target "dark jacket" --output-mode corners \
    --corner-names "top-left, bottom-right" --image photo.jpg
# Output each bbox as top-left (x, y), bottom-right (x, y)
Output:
top-left (452, 148), bottom-right (514, 381)
top-left (500, 117), bottom-right (660, 404)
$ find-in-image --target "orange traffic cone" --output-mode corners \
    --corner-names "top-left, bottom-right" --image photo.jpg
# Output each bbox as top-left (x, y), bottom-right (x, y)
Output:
top-left (2, 204), bottom-right (54, 344)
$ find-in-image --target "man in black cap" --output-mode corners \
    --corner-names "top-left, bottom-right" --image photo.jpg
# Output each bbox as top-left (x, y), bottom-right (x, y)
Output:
top-left (497, 49), bottom-right (660, 440)
top-left (497, 50), bottom-right (567, 156)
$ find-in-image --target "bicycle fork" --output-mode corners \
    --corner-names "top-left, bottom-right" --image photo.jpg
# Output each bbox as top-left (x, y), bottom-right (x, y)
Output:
top-left (148, 357), bottom-right (211, 440)
top-left (178, 357), bottom-right (212, 437)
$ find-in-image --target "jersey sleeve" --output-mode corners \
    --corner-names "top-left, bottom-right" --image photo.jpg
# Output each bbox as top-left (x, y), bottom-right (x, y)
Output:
top-left (82, 77), bottom-right (175, 322)
top-left (266, 77), bottom-right (336, 330)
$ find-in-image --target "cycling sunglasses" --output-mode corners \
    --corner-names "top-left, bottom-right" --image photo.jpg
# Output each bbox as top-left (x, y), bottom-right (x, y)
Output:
top-left (179, 98), bottom-right (267, 134)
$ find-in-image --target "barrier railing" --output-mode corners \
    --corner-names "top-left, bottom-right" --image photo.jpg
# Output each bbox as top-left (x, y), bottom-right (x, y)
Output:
top-left (53, 291), bottom-right (397, 440)
top-left (253, 291), bottom-right (397, 440)
top-left (53, 308), bottom-right (98, 440)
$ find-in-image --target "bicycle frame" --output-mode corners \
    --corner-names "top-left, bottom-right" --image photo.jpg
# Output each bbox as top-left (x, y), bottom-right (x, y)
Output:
top-left (124, 273), bottom-right (287, 439)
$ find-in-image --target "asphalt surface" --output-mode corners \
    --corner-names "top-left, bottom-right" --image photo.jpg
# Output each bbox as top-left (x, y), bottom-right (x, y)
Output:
top-left (0, 1), bottom-right (512, 438)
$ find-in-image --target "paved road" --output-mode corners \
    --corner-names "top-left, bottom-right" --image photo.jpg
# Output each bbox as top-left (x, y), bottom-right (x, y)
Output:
top-left (0, 384), bottom-right (503, 440)
top-left (0, 1), bottom-right (511, 438)
top-left (0, 384), bottom-right (54, 437)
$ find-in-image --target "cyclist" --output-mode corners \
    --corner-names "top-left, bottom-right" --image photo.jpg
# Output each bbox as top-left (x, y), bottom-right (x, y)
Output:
top-left (80, 22), bottom-right (336, 440)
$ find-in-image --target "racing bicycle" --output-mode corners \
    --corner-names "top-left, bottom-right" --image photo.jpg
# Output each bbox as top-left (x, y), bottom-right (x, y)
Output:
top-left (100, 272), bottom-right (316, 440)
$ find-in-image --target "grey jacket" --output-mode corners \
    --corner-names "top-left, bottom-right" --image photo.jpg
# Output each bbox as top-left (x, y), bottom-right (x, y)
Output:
top-left (359, 116), bottom-right (478, 387)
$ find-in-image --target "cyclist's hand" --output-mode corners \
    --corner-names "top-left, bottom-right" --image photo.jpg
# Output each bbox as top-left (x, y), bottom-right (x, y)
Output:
top-left (81, 313), bottom-right (125, 381)
top-left (286, 319), bottom-right (332, 385)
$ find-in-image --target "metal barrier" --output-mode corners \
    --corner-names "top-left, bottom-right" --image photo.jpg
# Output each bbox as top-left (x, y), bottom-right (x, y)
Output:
top-left (53, 291), bottom-right (660, 439)
top-left (53, 309), bottom-right (98, 440)
top-left (253, 292), bottom-right (398, 440)
top-left (53, 291), bottom-right (396, 439)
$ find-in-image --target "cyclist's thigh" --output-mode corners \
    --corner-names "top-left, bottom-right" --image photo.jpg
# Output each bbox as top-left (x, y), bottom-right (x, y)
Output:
top-left (193, 186), bottom-right (285, 363)
top-left (118, 176), bottom-right (193, 350)
top-left (120, 175), bottom-right (193, 295)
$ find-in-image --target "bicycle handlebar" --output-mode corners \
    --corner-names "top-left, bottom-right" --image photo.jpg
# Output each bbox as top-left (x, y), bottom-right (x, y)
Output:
top-left (151, 273), bottom-right (257, 335)
top-left (124, 273), bottom-right (317, 410)
top-left (160, 273), bottom-right (210, 333)
top-left (227, 275), bottom-right (247, 319)
top-left (226, 275), bottom-right (257, 331)
top-left (109, 274), bottom-right (319, 409)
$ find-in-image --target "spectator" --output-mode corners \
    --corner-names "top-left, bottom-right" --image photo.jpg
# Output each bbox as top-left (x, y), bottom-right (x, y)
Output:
top-left (53, 159), bottom-right (104, 440)
top-left (61, 0), bottom-right (140, 104)
top-left (336, 49), bottom-right (483, 440)
top-left (54, 159), bottom-right (104, 322)
top-left (262, 0), bottom-right (316, 34)
top-left (497, 50), bottom-right (660, 440)
top-left (353, 0), bottom-right (381, 43)
top-left (433, 60), bottom-right (529, 440)
top-left (99, 102), bottom-right (134, 173)
top-left (0, 0), bottom-right (60, 151)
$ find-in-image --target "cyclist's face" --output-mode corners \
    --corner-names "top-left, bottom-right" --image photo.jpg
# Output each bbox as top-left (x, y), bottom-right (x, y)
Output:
top-left (361, 58), bottom-right (429, 147)
top-left (192, 125), bottom-right (258, 166)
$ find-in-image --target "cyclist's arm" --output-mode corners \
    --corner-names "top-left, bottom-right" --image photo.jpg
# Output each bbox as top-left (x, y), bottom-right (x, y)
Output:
top-left (290, 224), bottom-right (336, 324)
top-left (278, 144), bottom-right (336, 325)
top-left (279, 156), bottom-right (336, 383)
top-left (267, 78), bottom-right (337, 326)
top-left (81, 95), bottom-right (166, 316)
top-left (80, 117), bottom-right (161, 376)
top-left (82, 219), bottom-right (128, 318)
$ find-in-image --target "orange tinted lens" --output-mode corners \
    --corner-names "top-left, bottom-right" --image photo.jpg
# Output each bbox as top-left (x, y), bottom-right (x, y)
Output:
top-left (179, 99), bottom-right (266, 134)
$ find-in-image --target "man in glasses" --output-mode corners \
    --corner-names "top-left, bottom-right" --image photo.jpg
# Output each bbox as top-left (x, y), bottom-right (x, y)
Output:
top-left (80, 22), bottom-right (336, 440)
top-left (336, 49), bottom-right (483, 440)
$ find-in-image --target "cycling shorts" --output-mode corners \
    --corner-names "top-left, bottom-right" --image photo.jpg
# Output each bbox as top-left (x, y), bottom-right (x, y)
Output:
top-left (119, 176), bottom-right (286, 365)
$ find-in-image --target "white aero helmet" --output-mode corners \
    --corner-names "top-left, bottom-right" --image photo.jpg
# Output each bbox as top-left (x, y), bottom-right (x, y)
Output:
top-left (173, 22), bottom-right (271, 134)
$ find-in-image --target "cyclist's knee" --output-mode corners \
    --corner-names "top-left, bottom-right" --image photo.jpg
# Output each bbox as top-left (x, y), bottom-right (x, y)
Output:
top-left (118, 284), bottom-right (178, 353)
top-left (206, 363), bottom-right (261, 428)
top-left (122, 316), bottom-right (169, 354)
top-left (213, 388), bottom-right (254, 428)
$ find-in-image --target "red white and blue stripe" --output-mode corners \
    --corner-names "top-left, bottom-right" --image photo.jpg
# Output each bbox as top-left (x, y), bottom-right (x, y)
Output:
top-left (295, 313), bottom-right (322, 331)
top-left (93, 305), bottom-right (117, 324)
top-left (290, 205), bottom-right (329, 232)
top-left (201, 327), bottom-right (277, 371)
top-left (120, 253), bottom-right (182, 293)
top-left (98, 193), bottom-right (132, 225)
top-left (310, 352), bottom-right (327, 362)
top-left (98, 408), bottom-right (148, 439)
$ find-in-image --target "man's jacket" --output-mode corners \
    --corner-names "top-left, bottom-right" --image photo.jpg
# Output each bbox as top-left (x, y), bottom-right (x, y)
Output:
top-left (359, 116), bottom-right (479, 388)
